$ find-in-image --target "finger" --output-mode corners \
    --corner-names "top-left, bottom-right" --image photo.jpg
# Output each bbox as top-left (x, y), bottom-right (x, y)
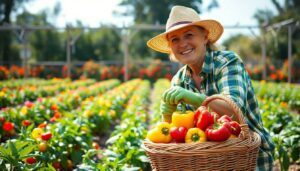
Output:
top-left (162, 89), bottom-right (171, 102)
top-left (161, 104), bottom-right (174, 114)
top-left (160, 103), bottom-right (167, 114)
top-left (174, 91), bottom-right (183, 104)
top-left (168, 89), bottom-right (178, 104)
top-left (165, 88), bottom-right (177, 104)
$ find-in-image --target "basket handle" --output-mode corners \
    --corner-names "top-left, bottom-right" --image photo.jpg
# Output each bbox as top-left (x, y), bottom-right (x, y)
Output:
top-left (201, 94), bottom-right (245, 124)
top-left (201, 94), bottom-right (250, 139)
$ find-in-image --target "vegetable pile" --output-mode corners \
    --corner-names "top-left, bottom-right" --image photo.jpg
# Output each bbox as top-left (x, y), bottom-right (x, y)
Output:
top-left (147, 105), bottom-right (241, 143)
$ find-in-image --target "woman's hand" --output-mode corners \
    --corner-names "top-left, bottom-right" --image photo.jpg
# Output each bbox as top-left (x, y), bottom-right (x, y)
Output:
top-left (160, 100), bottom-right (177, 123)
top-left (162, 86), bottom-right (206, 107)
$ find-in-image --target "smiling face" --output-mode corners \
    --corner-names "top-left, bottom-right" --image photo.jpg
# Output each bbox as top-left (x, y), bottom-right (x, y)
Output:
top-left (167, 25), bottom-right (208, 66)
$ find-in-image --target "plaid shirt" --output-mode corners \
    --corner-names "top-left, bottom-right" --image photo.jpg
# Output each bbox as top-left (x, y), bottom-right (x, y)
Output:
top-left (170, 49), bottom-right (275, 171)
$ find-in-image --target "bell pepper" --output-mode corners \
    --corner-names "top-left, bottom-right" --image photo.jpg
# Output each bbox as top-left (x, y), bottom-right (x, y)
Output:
top-left (218, 115), bottom-right (241, 136)
top-left (196, 110), bottom-right (218, 131)
top-left (205, 121), bottom-right (231, 141)
top-left (218, 115), bottom-right (232, 123)
top-left (146, 122), bottom-right (172, 143)
top-left (170, 126), bottom-right (188, 143)
top-left (194, 106), bottom-right (207, 125)
top-left (172, 110), bottom-right (194, 129)
top-left (229, 121), bottom-right (241, 136)
top-left (185, 128), bottom-right (207, 143)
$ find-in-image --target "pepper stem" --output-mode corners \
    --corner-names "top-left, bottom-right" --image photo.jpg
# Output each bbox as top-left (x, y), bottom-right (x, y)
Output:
top-left (192, 133), bottom-right (200, 142)
top-left (180, 102), bottom-right (186, 113)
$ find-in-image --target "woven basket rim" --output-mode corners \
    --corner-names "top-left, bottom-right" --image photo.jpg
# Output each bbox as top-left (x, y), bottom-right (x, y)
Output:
top-left (143, 131), bottom-right (261, 154)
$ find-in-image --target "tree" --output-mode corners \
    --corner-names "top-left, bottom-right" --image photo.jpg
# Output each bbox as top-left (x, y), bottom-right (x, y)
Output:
top-left (119, 0), bottom-right (203, 24)
top-left (0, 0), bottom-right (33, 66)
top-left (90, 26), bottom-right (122, 61)
top-left (15, 10), bottom-right (64, 62)
top-left (254, 0), bottom-right (300, 61)
top-left (222, 34), bottom-right (260, 61)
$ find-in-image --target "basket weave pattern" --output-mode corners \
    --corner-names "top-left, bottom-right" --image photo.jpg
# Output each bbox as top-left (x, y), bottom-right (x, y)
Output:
top-left (143, 95), bottom-right (261, 171)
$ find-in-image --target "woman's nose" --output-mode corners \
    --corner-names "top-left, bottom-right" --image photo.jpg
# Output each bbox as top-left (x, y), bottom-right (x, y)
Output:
top-left (178, 39), bottom-right (188, 48)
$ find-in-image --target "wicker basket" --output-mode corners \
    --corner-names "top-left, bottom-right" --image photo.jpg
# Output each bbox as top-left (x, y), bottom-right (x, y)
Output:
top-left (143, 95), bottom-right (261, 171)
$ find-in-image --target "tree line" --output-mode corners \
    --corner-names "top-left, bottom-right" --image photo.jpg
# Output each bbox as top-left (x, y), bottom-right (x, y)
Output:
top-left (0, 0), bottom-right (299, 67)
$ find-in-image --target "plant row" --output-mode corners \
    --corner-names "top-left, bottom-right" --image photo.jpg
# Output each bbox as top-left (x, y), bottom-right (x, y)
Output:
top-left (253, 80), bottom-right (300, 111)
top-left (0, 78), bottom-right (70, 89)
top-left (0, 79), bottom-right (97, 109)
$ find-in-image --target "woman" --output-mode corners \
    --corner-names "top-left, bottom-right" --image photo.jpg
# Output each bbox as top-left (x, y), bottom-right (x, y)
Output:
top-left (147, 5), bottom-right (274, 171)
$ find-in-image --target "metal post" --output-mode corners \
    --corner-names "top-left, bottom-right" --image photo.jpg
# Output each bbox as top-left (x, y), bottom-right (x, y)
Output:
top-left (20, 29), bottom-right (31, 78)
top-left (287, 26), bottom-right (292, 83)
top-left (66, 28), bottom-right (71, 78)
top-left (23, 31), bottom-right (28, 78)
top-left (261, 33), bottom-right (267, 80)
top-left (122, 32), bottom-right (129, 81)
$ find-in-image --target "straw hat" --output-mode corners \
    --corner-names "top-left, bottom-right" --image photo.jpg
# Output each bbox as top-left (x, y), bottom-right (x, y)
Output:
top-left (147, 5), bottom-right (224, 54)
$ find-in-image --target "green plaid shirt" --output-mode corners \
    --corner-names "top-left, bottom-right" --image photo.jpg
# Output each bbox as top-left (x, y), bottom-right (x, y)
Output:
top-left (171, 49), bottom-right (275, 171)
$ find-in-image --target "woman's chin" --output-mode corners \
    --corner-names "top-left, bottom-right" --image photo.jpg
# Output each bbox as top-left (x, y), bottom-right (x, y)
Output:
top-left (180, 58), bottom-right (193, 65)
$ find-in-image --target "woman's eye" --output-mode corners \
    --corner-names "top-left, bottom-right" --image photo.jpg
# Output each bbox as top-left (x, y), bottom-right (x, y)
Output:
top-left (186, 33), bottom-right (193, 38)
top-left (171, 38), bottom-right (179, 43)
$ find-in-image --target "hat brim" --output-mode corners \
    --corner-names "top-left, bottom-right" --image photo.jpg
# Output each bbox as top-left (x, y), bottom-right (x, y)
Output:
top-left (147, 20), bottom-right (223, 54)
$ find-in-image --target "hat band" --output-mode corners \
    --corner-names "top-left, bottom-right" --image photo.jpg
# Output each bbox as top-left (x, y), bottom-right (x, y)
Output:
top-left (167, 21), bottom-right (192, 30)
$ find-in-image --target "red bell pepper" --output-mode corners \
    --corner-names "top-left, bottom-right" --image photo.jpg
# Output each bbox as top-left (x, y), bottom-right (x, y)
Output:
top-left (205, 121), bottom-right (231, 141)
top-left (218, 115), bottom-right (241, 136)
top-left (194, 110), bottom-right (201, 126)
top-left (196, 110), bottom-right (219, 131)
top-left (194, 106), bottom-right (207, 124)
top-left (170, 126), bottom-right (188, 143)
top-left (218, 115), bottom-right (232, 123)
top-left (229, 121), bottom-right (241, 136)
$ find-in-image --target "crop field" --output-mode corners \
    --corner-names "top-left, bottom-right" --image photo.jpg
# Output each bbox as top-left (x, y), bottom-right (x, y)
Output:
top-left (0, 78), bottom-right (299, 170)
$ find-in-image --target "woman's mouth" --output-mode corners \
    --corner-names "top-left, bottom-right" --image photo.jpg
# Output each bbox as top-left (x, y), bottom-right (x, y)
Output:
top-left (181, 48), bottom-right (194, 55)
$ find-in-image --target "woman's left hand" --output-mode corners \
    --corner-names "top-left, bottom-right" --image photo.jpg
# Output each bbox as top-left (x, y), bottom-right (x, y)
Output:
top-left (162, 86), bottom-right (206, 107)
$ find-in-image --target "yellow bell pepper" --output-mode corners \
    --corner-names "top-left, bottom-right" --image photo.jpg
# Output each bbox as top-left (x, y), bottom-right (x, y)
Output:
top-left (185, 128), bottom-right (206, 143)
top-left (172, 110), bottom-right (194, 129)
top-left (146, 122), bottom-right (172, 143)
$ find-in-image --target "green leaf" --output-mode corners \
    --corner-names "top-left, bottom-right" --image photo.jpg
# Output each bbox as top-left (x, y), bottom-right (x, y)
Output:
top-left (291, 146), bottom-right (300, 162)
top-left (121, 166), bottom-right (140, 171)
top-left (8, 141), bottom-right (19, 159)
top-left (0, 145), bottom-right (11, 157)
top-left (103, 149), bottom-right (117, 157)
top-left (19, 144), bottom-right (35, 158)
top-left (282, 150), bottom-right (290, 171)
top-left (138, 155), bottom-right (149, 163)
top-left (77, 164), bottom-right (97, 171)
top-left (106, 134), bottom-right (121, 145)
top-left (14, 141), bottom-right (29, 150)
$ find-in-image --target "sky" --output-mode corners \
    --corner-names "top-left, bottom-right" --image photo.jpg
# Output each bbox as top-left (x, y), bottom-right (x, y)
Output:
top-left (22, 0), bottom-right (281, 43)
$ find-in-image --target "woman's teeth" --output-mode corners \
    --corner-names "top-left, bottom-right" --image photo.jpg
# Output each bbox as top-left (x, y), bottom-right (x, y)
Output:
top-left (181, 49), bottom-right (193, 55)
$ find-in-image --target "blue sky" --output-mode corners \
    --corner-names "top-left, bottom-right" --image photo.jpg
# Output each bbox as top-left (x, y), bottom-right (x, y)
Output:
top-left (22, 0), bottom-right (282, 43)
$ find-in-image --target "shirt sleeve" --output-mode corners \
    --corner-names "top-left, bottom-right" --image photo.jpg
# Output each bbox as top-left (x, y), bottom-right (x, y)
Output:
top-left (216, 57), bottom-right (248, 114)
